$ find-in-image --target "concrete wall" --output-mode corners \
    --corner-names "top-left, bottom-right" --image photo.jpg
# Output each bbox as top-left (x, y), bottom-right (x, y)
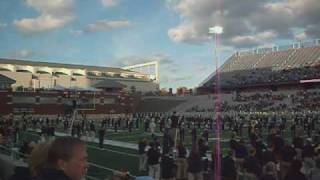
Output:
top-left (0, 71), bottom-right (32, 88)
top-left (0, 71), bottom-right (159, 93)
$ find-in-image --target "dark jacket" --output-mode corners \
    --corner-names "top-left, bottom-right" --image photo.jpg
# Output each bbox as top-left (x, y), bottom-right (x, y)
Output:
top-left (9, 166), bottom-right (32, 180)
top-left (235, 144), bottom-right (248, 158)
top-left (138, 141), bottom-right (147, 154)
top-left (147, 148), bottom-right (161, 165)
top-left (161, 155), bottom-right (176, 178)
top-left (35, 168), bottom-right (71, 180)
top-left (221, 156), bottom-right (237, 179)
top-left (262, 150), bottom-right (276, 165)
top-left (284, 171), bottom-right (307, 180)
top-left (187, 154), bottom-right (202, 173)
top-left (259, 174), bottom-right (277, 180)
top-left (243, 155), bottom-right (262, 176)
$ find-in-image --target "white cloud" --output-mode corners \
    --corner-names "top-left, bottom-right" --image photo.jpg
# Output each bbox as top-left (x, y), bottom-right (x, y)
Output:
top-left (10, 49), bottom-right (34, 59)
top-left (167, 0), bottom-right (320, 48)
top-left (14, 14), bottom-right (73, 34)
top-left (0, 22), bottom-right (7, 29)
top-left (230, 31), bottom-right (278, 47)
top-left (168, 24), bottom-right (209, 44)
top-left (84, 20), bottom-right (131, 33)
top-left (196, 65), bottom-right (207, 72)
top-left (69, 29), bottom-right (83, 36)
top-left (0, 22), bottom-right (7, 32)
top-left (14, 0), bottom-right (74, 34)
top-left (161, 74), bottom-right (192, 83)
top-left (101, 0), bottom-right (118, 7)
top-left (172, 76), bottom-right (192, 82)
top-left (116, 56), bottom-right (148, 67)
top-left (295, 32), bottom-right (307, 41)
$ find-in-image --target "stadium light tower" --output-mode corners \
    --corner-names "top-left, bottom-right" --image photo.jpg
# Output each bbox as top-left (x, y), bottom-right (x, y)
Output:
top-left (209, 25), bottom-right (223, 180)
top-left (209, 26), bottom-right (223, 34)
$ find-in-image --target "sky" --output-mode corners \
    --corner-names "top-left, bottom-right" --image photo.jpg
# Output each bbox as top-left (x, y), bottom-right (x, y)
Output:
top-left (0, 0), bottom-right (319, 90)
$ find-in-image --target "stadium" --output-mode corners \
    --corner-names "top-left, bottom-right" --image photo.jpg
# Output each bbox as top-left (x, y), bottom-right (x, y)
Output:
top-left (1, 39), bottom-right (320, 180)
top-left (1, 0), bottom-right (320, 179)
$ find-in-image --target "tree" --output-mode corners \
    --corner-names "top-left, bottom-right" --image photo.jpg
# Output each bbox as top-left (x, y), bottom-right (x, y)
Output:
top-left (16, 86), bottom-right (24, 91)
top-left (160, 88), bottom-right (168, 96)
top-left (130, 86), bottom-right (136, 93)
top-left (169, 88), bottom-right (173, 95)
top-left (189, 88), bottom-right (193, 95)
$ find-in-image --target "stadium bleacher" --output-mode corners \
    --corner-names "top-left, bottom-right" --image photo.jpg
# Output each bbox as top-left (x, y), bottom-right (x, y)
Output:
top-left (135, 97), bottom-right (187, 112)
top-left (202, 42), bottom-right (320, 89)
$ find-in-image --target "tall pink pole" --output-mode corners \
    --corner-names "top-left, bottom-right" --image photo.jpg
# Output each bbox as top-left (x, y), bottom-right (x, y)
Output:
top-left (214, 32), bottom-right (222, 180)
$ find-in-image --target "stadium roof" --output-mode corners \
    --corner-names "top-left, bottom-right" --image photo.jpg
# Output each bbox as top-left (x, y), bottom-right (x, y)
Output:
top-left (0, 58), bottom-right (132, 73)
top-left (93, 79), bottom-right (126, 89)
top-left (0, 74), bottom-right (16, 84)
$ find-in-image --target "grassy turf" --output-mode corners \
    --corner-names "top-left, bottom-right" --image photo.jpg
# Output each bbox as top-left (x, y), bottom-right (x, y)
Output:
top-left (18, 124), bottom-right (302, 180)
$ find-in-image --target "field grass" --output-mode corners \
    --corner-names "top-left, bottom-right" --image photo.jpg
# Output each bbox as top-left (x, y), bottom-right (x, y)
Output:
top-left (18, 124), bottom-right (301, 180)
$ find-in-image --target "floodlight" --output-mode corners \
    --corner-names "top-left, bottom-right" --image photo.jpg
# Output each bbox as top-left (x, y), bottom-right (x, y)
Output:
top-left (209, 26), bottom-right (223, 34)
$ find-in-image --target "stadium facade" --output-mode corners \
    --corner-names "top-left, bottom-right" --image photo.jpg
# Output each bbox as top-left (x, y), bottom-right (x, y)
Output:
top-left (0, 58), bottom-right (159, 93)
top-left (0, 59), bottom-right (160, 115)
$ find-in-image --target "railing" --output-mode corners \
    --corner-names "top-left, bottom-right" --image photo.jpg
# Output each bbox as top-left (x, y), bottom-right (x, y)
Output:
top-left (236, 38), bottom-right (320, 56)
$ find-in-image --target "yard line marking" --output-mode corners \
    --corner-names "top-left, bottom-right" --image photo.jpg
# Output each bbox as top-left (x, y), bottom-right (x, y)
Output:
top-left (87, 144), bottom-right (139, 157)
top-left (88, 162), bottom-right (136, 179)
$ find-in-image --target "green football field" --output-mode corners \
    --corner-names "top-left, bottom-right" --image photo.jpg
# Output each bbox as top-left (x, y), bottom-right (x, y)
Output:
top-left (20, 124), bottom-right (297, 180)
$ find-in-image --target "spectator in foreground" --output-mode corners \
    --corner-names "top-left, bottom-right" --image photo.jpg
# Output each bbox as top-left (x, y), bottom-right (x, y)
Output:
top-left (221, 150), bottom-right (237, 180)
top-left (176, 142), bottom-right (187, 180)
top-left (36, 136), bottom-right (88, 180)
top-left (138, 139), bottom-right (148, 171)
top-left (9, 141), bottom-right (52, 180)
top-left (161, 151), bottom-right (176, 180)
top-left (147, 142), bottom-right (161, 180)
top-left (187, 146), bottom-right (203, 180)
top-left (284, 159), bottom-right (307, 180)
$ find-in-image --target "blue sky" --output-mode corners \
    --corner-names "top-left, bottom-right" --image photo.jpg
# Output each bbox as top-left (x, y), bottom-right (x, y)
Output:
top-left (0, 0), bottom-right (319, 90)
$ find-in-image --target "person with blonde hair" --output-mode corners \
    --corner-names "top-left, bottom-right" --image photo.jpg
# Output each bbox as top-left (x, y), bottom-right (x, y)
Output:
top-left (28, 141), bottom-right (52, 177)
top-left (9, 141), bottom-right (52, 180)
top-left (36, 136), bottom-right (89, 180)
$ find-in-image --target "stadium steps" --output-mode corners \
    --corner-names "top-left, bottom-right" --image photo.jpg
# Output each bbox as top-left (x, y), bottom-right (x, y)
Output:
top-left (172, 95), bottom-right (215, 112)
top-left (135, 97), bottom-right (186, 112)
top-left (252, 53), bottom-right (266, 69)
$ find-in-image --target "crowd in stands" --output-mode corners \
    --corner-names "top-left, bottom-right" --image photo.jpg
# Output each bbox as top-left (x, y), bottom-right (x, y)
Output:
top-left (187, 89), bottom-right (320, 114)
top-left (210, 44), bottom-right (320, 88)
top-left (222, 67), bottom-right (320, 87)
